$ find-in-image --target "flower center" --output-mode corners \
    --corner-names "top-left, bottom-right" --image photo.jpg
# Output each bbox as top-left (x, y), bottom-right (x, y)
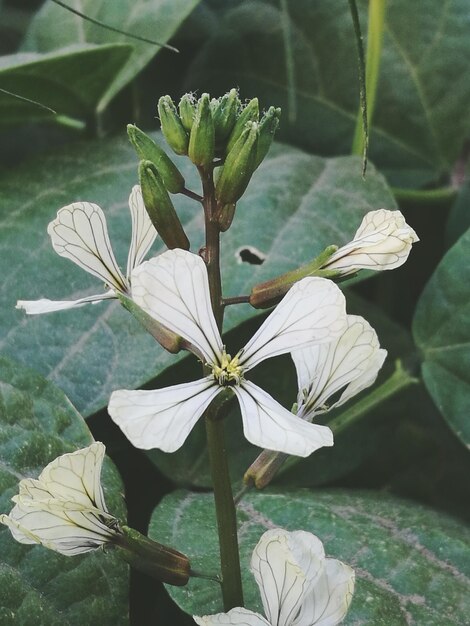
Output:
top-left (212, 350), bottom-right (244, 386)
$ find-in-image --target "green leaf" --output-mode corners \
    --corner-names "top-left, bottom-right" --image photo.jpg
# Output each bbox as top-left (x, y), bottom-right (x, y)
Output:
top-left (0, 132), bottom-right (395, 415)
top-left (413, 227), bottom-right (470, 448)
top-left (183, 0), bottom-right (470, 180)
top-left (0, 356), bottom-right (128, 625)
top-left (446, 178), bottom-right (470, 248)
top-left (151, 489), bottom-right (470, 625)
top-left (22, 0), bottom-right (201, 112)
top-left (0, 45), bottom-right (132, 127)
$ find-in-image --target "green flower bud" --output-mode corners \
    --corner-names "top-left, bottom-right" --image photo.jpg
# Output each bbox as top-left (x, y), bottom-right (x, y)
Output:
top-left (127, 124), bottom-right (185, 194)
top-left (212, 88), bottom-right (239, 145)
top-left (215, 121), bottom-right (259, 205)
top-left (179, 93), bottom-right (196, 132)
top-left (216, 202), bottom-right (236, 232)
top-left (139, 160), bottom-right (190, 250)
top-left (254, 106), bottom-right (281, 170)
top-left (226, 97), bottom-right (259, 154)
top-left (158, 95), bottom-right (189, 155)
top-left (188, 93), bottom-right (215, 167)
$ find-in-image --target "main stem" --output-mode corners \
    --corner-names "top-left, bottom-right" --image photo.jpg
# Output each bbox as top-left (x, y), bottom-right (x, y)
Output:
top-left (200, 165), bottom-right (244, 610)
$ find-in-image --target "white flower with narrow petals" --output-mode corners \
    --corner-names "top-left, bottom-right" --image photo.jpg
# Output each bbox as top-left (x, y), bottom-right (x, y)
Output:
top-left (0, 442), bottom-right (120, 556)
top-left (194, 528), bottom-right (355, 626)
top-left (293, 314), bottom-right (387, 420)
top-left (108, 248), bottom-right (349, 457)
top-left (322, 209), bottom-right (419, 277)
top-left (16, 185), bottom-right (157, 314)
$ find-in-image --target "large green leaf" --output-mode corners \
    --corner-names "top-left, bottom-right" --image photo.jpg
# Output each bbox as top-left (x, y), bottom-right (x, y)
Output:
top-left (413, 227), bottom-right (470, 448)
top-left (182, 0), bottom-right (470, 181)
top-left (0, 45), bottom-right (131, 126)
top-left (22, 0), bottom-right (201, 112)
top-left (0, 133), bottom-right (395, 415)
top-left (0, 356), bottom-right (128, 625)
top-left (151, 489), bottom-right (470, 625)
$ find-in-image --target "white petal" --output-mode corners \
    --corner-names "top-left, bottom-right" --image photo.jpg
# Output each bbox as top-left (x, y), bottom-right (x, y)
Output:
top-left (233, 382), bottom-right (333, 457)
top-left (131, 249), bottom-right (223, 363)
top-left (47, 202), bottom-right (127, 292)
top-left (108, 377), bottom-right (220, 452)
top-left (251, 529), bottom-right (325, 626)
top-left (194, 608), bottom-right (270, 626)
top-left (16, 291), bottom-right (116, 314)
top-left (126, 185), bottom-right (158, 278)
top-left (239, 278), bottom-right (347, 371)
top-left (293, 315), bottom-right (387, 419)
top-left (324, 209), bottom-right (419, 275)
top-left (293, 558), bottom-right (355, 626)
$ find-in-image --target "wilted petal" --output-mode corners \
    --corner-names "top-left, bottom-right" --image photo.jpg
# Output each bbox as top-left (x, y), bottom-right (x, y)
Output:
top-left (293, 558), bottom-right (355, 626)
top-left (126, 185), bottom-right (158, 279)
top-left (47, 202), bottom-right (127, 293)
top-left (324, 209), bottom-right (419, 275)
top-left (239, 278), bottom-right (347, 372)
top-left (194, 608), bottom-right (269, 626)
top-left (234, 381), bottom-right (333, 457)
top-left (131, 249), bottom-right (223, 363)
top-left (108, 377), bottom-right (220, 452)
top-left (16, 291), bottom-right (116, 315)
top-left (293, 315), bottom-right (387, 419)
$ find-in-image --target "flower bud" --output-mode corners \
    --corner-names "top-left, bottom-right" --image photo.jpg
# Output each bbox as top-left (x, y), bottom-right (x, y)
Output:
top-left (179, 93), bottom-right (196, 132)
top-left (127, 124), bottom-right (185, 194)
top-left (216, 202), bottom-right (236, 232)
top-left (226, 97), bottom-right (259, 154)
top-left (212, 88), bottom-right (239, 145)
top-left (215, 121), bottom-right (259, 205)
top-left (254, 106), bottom-right (281, 169)
top-left (158, 95), bottom-right (189, 155)
top-left (188, 93), bottom-right (215, 167)
top-left (138, 160), bottom-right (190, 250)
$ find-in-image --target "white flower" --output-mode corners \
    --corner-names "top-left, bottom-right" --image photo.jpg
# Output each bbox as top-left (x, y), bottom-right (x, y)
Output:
top-left (323, 209), bottom-right (419, 276)
top-left (16, 185), bottom-right (157, 314)
top-left (293, 315), bottom-right (387, 420)
top-left (0, 442), bottom-right (120, 556)
top-left (194, 528), bottom-right (355, 626)
top-left (108, 249), bottom-right (349, 457)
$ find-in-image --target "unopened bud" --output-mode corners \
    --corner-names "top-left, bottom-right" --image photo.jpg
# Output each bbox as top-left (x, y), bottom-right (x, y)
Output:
top-left (179, 94), bottom-right (196, 132)
top-left (127, 124), bottom-right (185, 194)
top-left (139, 160), bottom-right (190, 250)
top-left (254, 106), bottom-right (281, 169)
top-left (158, 95), bottom-right (189, 155)
top-left (215, 121), bottom-right (258, 205)
top-left (114, 525), bottom-right (190, 586)
top-left (216, 202), bottom-right (236, 232)
top-left (188, 93), bottom-right (215, 167)
top-left (212, 88), bottom-right (239, 145)
top-left (226, 97), bottom-right (259, 154)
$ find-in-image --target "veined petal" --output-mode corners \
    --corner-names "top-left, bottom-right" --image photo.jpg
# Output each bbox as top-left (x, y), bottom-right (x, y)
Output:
top-left (16, 291), bottom-right (116, 314)
top-left (251, 529), bottom-right (325, 626)
top-left (108, 377), bottom-right (220, 452)
top-left (131, 249), bottom-right (223, 363)
top-left (234, 381), bottom-right (333, 457)
top-left (47, 202), bottom-right (127, 293)
top-left (239, 278), bottom-right (347, 372)
top-left (126, 185), bottom-right (158, 279)
top-left (194, 608), bottom-right (270, 626)
top-left (293, 558), bottom-right (355, 626)
top-left (293, 315), bottom-right (387, 419)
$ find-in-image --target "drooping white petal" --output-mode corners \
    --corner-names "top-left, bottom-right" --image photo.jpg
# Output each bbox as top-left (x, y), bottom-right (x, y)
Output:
top-left (293, 315), bottom-right (387, 419)
top-left (233, 381), bottom-right (333, 457)
top-left (251, 529), bottom-right (325, 626)
top-left (126, 185), bottom-right (158, 279)
top-left (194, 608), bottom-right (270, 626)
top-left (239, 278), bottom-right (347, 372)
top-left (293, 558), bottom-right (355, 626)
top-left (108, 377), bottom-right (220, 452)
top-left (47, 202), bottom-right (127, 293)
top-left (131, 249), bottom-right (223, 363)
top-left (324, 209), bottom-right (419, 275)
top-left (16, 291), bottom-right (116, 314)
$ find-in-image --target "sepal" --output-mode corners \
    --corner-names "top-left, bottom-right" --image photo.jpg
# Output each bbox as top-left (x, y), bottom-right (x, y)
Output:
top-left (188, 93), bottom-right (215, 167)
top-left (158, 95), bottom-right (189, 155)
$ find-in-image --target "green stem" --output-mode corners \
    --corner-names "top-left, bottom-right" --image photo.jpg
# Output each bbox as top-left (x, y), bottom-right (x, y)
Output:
top-left (392, 186), bottom-right (457, 206)
top-left (351, 0), bottom-right (387, 157)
